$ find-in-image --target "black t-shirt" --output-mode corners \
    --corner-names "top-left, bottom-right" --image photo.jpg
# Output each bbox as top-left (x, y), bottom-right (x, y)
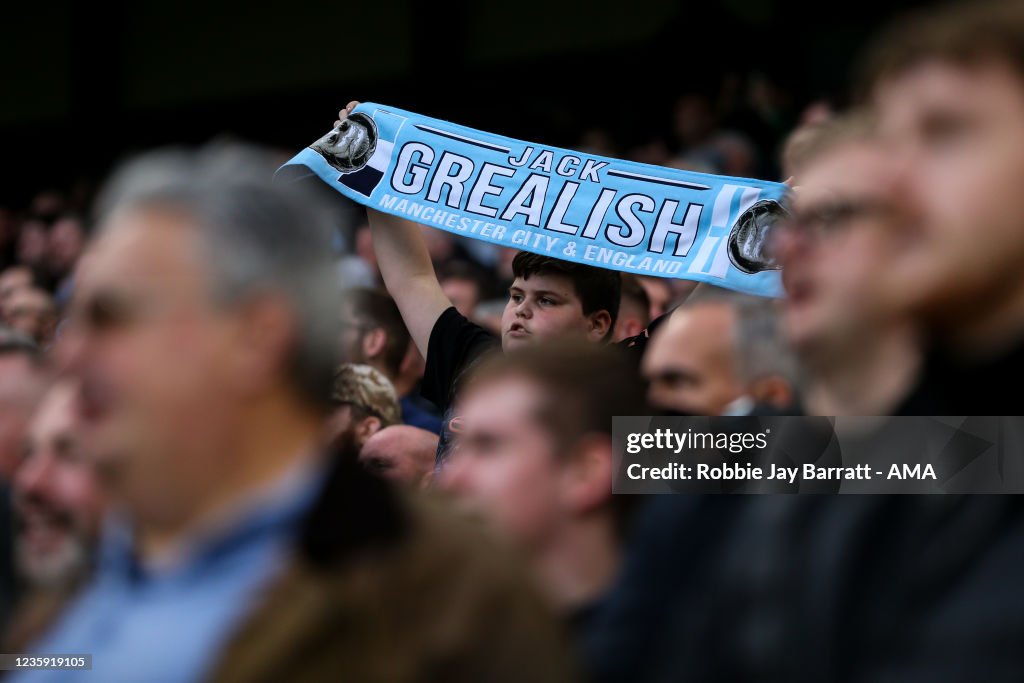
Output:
top-left (421, 307), bottom-right (501, 416)
top-left (896, 339), bottom-right (1024, 415)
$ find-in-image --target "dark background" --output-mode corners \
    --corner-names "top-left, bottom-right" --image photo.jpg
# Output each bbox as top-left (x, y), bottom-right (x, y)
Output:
top-left (1, 0), bottom-right (931, 205)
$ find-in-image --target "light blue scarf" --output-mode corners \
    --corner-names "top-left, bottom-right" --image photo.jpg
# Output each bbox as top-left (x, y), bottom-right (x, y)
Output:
top-left (281, 103), bottom-right (788, 297)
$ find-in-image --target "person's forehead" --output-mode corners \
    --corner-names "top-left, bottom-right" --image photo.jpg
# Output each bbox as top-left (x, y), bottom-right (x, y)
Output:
top-left (512, 272), bottom-right (576, 296)
top-left (796, 145), bottom-right (894, 206)
top-left (458, 376), bottom-right (540, 425)
top-left (80, 208), bottom-right (205, 295)
top-left (876, 59), bottom-right (1024, 121)
top-left (647, 306), bottom-right (734, 365)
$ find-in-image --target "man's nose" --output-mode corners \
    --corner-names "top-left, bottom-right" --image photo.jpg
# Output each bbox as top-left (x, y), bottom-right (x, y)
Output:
top-left (15, 454), bottom-right (55, 500)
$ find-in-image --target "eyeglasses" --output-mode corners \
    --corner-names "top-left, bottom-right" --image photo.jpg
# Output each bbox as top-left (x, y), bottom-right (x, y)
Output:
top-left (779, 197), bottom-right (897, 242)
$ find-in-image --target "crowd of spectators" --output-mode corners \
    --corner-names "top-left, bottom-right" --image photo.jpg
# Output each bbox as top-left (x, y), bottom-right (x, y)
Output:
top-left (3, 1), bottom-right (1024, 680)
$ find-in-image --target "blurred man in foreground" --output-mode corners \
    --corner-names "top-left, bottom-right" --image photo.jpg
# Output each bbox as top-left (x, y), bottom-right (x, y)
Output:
top-left (438, 342), bottom-right (645, 672)
top-left (774, 113), bottom-right (921, 415)
top-left (865, 0), bottom-right (1024, 413)
top-left (13, 145), bottom-right (571, 683)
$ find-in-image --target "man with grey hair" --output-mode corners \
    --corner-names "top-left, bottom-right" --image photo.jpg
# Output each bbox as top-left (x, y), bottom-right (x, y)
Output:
top-left (641, 287), bottom-right (798, 415)
top-left (13, 145), bottom-right (570, 683)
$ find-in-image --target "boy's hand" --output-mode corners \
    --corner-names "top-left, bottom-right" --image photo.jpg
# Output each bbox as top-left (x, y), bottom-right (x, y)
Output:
top-left (334, 101), bottom-right (360, 128)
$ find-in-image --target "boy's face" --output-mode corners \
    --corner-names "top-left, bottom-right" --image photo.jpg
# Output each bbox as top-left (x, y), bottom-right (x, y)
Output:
top-left (500, 272), bottom-right (606, 350)
top-left (872, 60), bottom-right (1024, 324)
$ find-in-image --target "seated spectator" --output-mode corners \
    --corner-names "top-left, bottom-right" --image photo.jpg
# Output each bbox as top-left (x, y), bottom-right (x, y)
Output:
top-left (438, 342), bottom-right (646, 654)
top-left (0, 266), bottom-right (35, 307)
top-left (14, 144), bottom-right (571, 682)
top-left (0, 330), bottom-right (46, 482)
top-left (438, 260), bottom-right (486, 320)
top-left (864, 0), bottom-right (1024, 414)
top-left (327, 363), bottom-right (401, 452)
top-left (358, 425), bottom-right (438, 488)
top-left (339, 287), bottom-right (442, 433)
top-left (2, 288), bottom-right (57, 347)
top-left (6, 380), bottom-right (107, 651)
top-left (642, 288), bottom-right (797, 415)
top-left (774, 112), bottom-right (921, 415)
top-left (612, 275), bottom-right (651, 342)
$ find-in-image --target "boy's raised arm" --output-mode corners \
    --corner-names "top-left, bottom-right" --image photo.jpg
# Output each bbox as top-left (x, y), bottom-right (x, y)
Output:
top-left (334, 102), bottom-right (453, 355)
top-left (367, 206), bottom-right (452, 357)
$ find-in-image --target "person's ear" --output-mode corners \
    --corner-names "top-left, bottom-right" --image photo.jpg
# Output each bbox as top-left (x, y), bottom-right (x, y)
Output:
top-left (361, 327), bottom-right (387, 360)
top-left (356, 415), bottom-right (382, 444)
top-left (560, 434), bottom-right (613, 514)
top-left (586, 310), bottom-right (613, 342)
top-left (225, 294), bottom-right (297, 396)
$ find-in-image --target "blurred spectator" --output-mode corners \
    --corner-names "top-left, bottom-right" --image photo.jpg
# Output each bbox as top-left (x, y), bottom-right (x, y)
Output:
top-left (327, 363), bottom-right (401, 452)
top-left (635, 275), bottom-right (673, 321)
top-left (17, 145), bottom-right (570, 682)
top-left (29, 191), bottom-right (65, 224)
top-left (2, 288), bottom-right (57, 347)
top-left (336, 222), bottom-right (380, 288)
top-left (612, 275), bottom-right (650, 343)
top-left (0, 480), bottom-right (14, 637)
top-left (339, 287), bottom-right (442, 433)
top-left (642, 289), bottom-right (797, 415)
top-left (0, 330), bottom-right (44, 638)
top-left (439, 260), bottom-right (485, 320)
top-left (6, 381), bottom-right (107, 651)
top-left (0, 207), bottom-right (17, 269)
top-left (775, 113), bottom-right (921, 414)
top-left (864, 0), bottom-right (1024, 414)
top-left (16, 221), bottom-right (48, 274)
top-left (0, 329), bottom-right (46, 482)
top-left (358, 425), bottom-right (438, 488)
top-left (46, 214), bottom-right (86, 308)
top-left (0, 266), bottom-right (35, 306)
top-left (438, 342), bottom-right (645, 656)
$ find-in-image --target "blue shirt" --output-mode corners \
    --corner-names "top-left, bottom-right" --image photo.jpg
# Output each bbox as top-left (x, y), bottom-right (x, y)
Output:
top-left (12, 459), bottom-right (322, 683)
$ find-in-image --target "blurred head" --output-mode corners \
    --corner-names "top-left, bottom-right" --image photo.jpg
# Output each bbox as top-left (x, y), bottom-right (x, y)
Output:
top-left (863, 0), bottom-right (1024, 330)
top-left (774, 113), bottom-right (909, 357)
top-left (0, 331), bottom-right (46, 481)
top-left (3, 287), bottom-right (57, 346)
top-left (327, 363), bottom-right (401, 451)
top-left (338, 288), bottom-right (410, 380)
top-left (0, 266), bottom-right (34, 306)
top-left (438, 342), bottom-right (644, 552)
top-left (47, 214), bottom-right (87, 278)
top-left (17, 220), bottom-right (49, 269)
top-left (358, 425), bottom-right (437, 488)
top-left (636, 275), bottom-right (673, 321)
top-left (613, 274), bottom-right (651, 342)
top-left (501, 252), bottom-right (620, 350)
top-left (14, 381), bottom-right (105, 588)
top-left (643, 290), bottom-right (796, 415)
top-left (439, 261), bottom-right (485, 319)
top-left (57, 145), bottom-right (340, 526)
